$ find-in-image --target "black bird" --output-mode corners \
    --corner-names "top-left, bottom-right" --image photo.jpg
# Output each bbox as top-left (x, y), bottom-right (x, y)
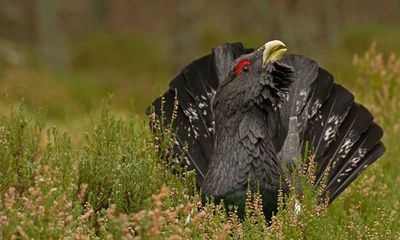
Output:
top-left (147, 41), bottom-right (385, 219)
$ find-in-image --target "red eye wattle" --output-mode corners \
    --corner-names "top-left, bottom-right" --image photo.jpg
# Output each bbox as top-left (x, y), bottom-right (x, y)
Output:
top-left (235, 60), bottom-right (252, 77)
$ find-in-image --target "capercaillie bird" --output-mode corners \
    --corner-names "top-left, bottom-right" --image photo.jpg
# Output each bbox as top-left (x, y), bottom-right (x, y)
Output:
top-left (147, 40), bottom-right (385, 219)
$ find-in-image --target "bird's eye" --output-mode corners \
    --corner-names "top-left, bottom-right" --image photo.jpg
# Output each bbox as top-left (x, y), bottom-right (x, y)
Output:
top-left (235, 60), bottom-right (252, 77)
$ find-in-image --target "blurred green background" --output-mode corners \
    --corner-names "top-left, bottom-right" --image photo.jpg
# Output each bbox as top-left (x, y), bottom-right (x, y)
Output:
top-left (1, 2), bottom-right (400, 238)
top-left (0, 0), bottom-right (400, 120)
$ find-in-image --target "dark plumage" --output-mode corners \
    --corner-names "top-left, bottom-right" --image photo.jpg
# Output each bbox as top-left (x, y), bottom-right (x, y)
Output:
top-left (147, 41), bottom-right (385, 219)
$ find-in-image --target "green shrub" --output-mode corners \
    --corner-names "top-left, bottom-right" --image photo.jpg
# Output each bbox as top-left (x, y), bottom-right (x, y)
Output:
top-left (78, 102), bottom-right (166, 213)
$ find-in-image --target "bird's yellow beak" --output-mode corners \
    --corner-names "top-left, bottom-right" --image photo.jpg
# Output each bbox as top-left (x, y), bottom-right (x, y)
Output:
top-left (262, 40), bottom-right (287, 67)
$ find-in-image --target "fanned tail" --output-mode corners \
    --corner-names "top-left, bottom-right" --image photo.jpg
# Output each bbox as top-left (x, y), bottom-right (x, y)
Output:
top-left (283, 56), bottom-right (386, 203)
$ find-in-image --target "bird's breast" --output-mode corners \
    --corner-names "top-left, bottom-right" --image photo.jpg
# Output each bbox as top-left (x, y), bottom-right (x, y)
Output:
top-left (204, 107), bottom-right (284, 197)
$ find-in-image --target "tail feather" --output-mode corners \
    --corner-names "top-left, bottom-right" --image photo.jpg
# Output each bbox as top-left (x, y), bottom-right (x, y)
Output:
top-left (324, 124), bottom-right (384, 201)
top-left (148, 90), bottom-right (208, 176)
top-left (324, 104), bottom-right (373, 179)
top-left (170, 71), bottom-right (214, 163)
top-left (149, 90), bottom-right (208, 182)
top-left (283, 57), bottom-right (385, 202)
top-left (313, 85), bottom-right (354, 159)
top-left (305, 68), bottom-right (334, 120)
top-left (304, 85), bottom-right (354, 186)
top-left (298, 68), bottom-right (334, 151)
top-left (329, 142), bottom-right (385, 201)
top-left (294, 66), bottom-right (384, 202)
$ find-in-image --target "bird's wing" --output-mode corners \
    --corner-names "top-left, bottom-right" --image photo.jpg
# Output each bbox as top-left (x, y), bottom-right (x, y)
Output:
top-left (147, 43), bottom-right (250, 186)
top-left (277, 55), bottom-right (385, 202)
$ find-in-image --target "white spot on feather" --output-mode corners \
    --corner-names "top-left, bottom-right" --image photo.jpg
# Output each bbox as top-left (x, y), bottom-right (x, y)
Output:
top-left (324, 126), bottom-right (335, 141)
top-left (350, 148), bottom-right (367, 167)
top-left (193, 126), bottom-right (199, 139)
top-left (198, 102), bottom-right (207, 109)
top-left (184, 156), bottom-right (190, 166)
top-left (338, 131), bottom-right (356, 158)
top-left (323, 114), bottom-right (345, 143)
top-left (309, 100), bottom-right (322, 118)
top-left (183, 103), bottom-right (199, 122)
top-left (197, 102), bottom-right (208, 116)
top-left (206, 89), bottom-right (216, 99)
top-left (295, 89), bottom-right (308, 113)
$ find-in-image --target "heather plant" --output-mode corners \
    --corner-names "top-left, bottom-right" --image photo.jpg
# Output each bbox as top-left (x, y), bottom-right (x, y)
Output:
top-left (0, 43), bottom-right (399, 239)
top-left (77, 101), bottom-right (166, 213)
top-left (352, 42), bottom-right (400, 228)
top-left (352, 42), bottom-right (400, 133)
top-left (0, 105), bottom-right (45, 197)
top-left (86, 155), bottom-right (336, 239)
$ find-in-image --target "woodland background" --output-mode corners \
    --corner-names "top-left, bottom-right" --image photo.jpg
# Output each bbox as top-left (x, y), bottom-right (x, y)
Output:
top-left (0, 1), bottom-right (400, 239)
top-left (0, 0), bottom-right (399, 118)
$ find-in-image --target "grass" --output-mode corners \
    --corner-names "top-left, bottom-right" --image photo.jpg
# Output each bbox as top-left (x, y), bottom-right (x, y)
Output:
top-left (0, 44), bottom-right (399, 239)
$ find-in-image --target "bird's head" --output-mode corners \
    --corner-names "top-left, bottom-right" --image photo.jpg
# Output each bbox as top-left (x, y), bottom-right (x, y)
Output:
top-left (212, 40), bottom-right (295, 114)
